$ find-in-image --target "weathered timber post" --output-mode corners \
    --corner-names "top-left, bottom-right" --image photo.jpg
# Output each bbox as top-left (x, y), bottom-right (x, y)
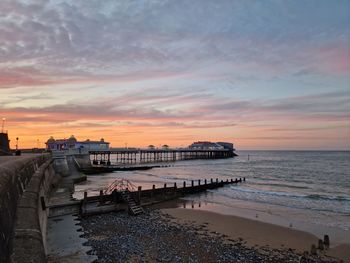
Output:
top-left (243, 177), bottom-right (246, 182)
top-left (226, 179), bottom-right (229, 183)
top-left (216, 178), bottom-right (218, 183)
top-left (138, 186), bottom-right (142, 205)
top-left (211, 178), bottom-right (213, 184)
top-left (40, 196), bottom-right (46, 210)
top-left (231, 178), bottom-right (233, 183)
top-left (191, 180), bottom-right (194, 188)
top-left (183, 181), bottom-right (186, 188)
top-left (174, 182), bottom-right (177, 189)
top-left (99, 190), bottom-right (104, 205)
top-left (151, 185), bottom-right (155, 198)
top-left (318, 239), bottom-right (324, 250)
top-left (310, 244), bottom-right (317, 255)
top-left (204, 179), bottom-right (207, 185)
top-left (112, 190), bottom-right (117, 203)
top-left (83, 191), bottom-right (87, 213)
top-left (198, 179), bottom-right (201, 186)
top-left (324, 235), bottom-right (330, 249)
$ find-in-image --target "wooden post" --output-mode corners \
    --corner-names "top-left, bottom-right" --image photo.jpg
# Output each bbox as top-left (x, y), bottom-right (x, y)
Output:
top-left (112, 190), bottom-right (117, 203)
top-left (211, 178), bottom-right (213, 184)
top-left (138, 186), bottom-right (142, 205)
top-left (231, 178), bottom-right (233, 183)
top-left (324, 235), bottom-right (330, 249)
top-left (174, 182), bottom-right (177, 189)
top-left (204, 179), bottom-right (207, 185)
top-left (198, 179), bottom-right (201, 186)
top-left (183, 181), bottom-right (186, 188)
top-left (191, 180), bottom-right (194, 187)
top-left (163, 183), bottom-right (167, 196)
top-left (40, 196), bottom-right (46, 210)
top-left (151, 184), bottom-right (155, 198)
top-left (318, 239), bottom-right (324, 250)
top-left (216, 178), bottom-right (218, 183)
top-left (310, 244), bottom-right (317, 255)
top-left (83, 191), bottom-right (87, 213)
top-left (99, 190), bottom-right (104, 205)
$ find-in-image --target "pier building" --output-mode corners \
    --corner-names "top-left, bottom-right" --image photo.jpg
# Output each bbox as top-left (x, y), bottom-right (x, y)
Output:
top-left (46, 135), bottom-right (110, 151)
top-left (189, 141), bottom-right (235, 151)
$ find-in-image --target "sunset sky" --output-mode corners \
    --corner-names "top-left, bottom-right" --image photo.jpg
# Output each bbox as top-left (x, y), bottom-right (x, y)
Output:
top-left (0, 0), bottom-right (349, 150)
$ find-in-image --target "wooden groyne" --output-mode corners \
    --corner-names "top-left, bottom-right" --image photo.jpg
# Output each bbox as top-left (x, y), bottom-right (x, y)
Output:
top-left (48, 177), bottom-right (245, 217)
top-left (90, 148), bottom-right (237, 166)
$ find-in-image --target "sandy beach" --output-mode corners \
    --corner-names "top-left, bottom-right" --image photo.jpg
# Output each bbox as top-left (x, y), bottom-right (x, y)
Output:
top-left (162, 208), bottom-right (350, 263)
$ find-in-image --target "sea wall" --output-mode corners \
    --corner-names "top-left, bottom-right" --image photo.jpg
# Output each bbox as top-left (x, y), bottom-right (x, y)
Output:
top-left (0, 154), bottom-right (56, 263)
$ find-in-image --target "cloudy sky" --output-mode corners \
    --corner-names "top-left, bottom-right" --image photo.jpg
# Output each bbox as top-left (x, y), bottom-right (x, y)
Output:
top-left (0, 0), bottom-right (349, 149)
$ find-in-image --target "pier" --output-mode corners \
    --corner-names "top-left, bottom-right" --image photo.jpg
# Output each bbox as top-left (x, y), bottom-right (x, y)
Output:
top-left (90, 148), bottom-right (237, 166)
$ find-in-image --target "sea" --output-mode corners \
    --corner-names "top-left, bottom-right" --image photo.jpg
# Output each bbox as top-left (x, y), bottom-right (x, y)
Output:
top-left (74, 151), bottom-right (350, 245)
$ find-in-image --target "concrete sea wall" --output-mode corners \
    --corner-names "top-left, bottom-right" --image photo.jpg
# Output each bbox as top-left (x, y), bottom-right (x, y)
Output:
top-left (0, 154), bottom-right (57, 263)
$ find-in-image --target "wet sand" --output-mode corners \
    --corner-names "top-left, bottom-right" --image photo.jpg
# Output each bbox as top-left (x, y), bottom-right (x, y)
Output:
top-left (162, 208), bottom-right (350, 263)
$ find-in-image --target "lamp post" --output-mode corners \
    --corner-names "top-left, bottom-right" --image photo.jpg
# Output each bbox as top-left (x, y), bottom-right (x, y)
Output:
top-left (1, 118), bottom-right (5, 133)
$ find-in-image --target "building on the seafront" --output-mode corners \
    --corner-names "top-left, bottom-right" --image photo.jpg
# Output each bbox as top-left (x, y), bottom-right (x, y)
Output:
top-left (46, 135), bottom-right (110, 151)
top-left (0, 132), bottom-right (11, 155)
top-left (189, 141), bottom-right (235, 151)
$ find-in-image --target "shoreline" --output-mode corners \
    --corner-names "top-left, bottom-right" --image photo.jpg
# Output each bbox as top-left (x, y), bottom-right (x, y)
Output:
top-left (81, 208), bottom-right (344, 263)
top-left (161, 207), bottom-right (350, 263)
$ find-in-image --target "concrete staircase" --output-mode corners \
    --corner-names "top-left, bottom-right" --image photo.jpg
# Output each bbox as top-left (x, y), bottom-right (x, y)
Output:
top-left (120, 190), bottom-right (144, 216)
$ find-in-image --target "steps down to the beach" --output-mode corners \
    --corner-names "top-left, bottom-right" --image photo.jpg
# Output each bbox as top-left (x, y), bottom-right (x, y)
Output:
top-left (120, 190), bottom-right (144, 216)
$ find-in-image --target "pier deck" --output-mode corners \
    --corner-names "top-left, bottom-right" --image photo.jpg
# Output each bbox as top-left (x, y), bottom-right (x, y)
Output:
top-left (89, 148), bottom-right (237, 166)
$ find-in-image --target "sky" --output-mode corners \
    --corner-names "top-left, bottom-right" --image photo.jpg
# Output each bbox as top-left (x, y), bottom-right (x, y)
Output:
top-left (0, 0), bottom-right (349, 150)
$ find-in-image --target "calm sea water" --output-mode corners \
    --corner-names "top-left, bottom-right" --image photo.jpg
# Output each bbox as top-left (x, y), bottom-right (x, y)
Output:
top-left (74, 151), bottom-right (350, 243)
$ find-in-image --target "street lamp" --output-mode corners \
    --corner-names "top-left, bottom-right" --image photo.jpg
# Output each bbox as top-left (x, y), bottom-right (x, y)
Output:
top-left (1, 118), bottom-right (5, 133)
